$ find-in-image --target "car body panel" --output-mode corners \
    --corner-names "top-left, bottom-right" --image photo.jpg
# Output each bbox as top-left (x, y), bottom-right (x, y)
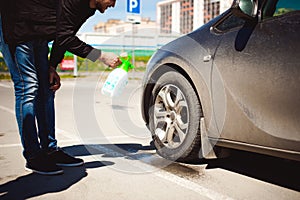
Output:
top-left (212, 11), bottom-right (300, 152)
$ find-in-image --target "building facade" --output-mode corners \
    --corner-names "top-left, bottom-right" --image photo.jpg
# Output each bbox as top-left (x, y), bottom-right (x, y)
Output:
top-left (94, 18), bottom-right (157, 35)
top-left (157, 0), bottom-right (232, 34)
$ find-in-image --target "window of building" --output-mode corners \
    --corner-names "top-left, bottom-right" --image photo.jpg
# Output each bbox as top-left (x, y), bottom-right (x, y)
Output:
top-left (204, 0), bottom-right (221, 24)
top-left (180, 0), bottom-right (194, 34)
top-left (160, 3), bottom-right (173, 34)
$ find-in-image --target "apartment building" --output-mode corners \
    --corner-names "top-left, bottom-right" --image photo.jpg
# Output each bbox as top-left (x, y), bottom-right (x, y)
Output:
top-left (157, 0), bottom-right (232, 34)
top-left (93, 18), bottom-right (157, 35)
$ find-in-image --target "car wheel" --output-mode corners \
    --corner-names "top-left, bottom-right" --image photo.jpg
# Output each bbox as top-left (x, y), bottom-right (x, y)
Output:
top-left (149, 69), bottom-right (202, 162)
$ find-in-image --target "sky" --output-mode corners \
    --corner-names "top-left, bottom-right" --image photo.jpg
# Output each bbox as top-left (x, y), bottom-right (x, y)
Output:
top-left (79, 0), bottom-right (163, 33)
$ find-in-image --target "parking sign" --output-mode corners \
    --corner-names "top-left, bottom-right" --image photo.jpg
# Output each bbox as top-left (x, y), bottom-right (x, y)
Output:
top-left (127, 0), bottom-right (141, 14)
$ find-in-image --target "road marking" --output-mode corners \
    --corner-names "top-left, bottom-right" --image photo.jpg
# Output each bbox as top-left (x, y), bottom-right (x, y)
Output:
top-left (0, 143), bottom-right (22, 148)
top-left (0, 134), bottom-right (131, 148)
top-left (154, 170), bottom-right (234, 200)
top-left (0, 139), bottom-right (80, 148)
top-left (0, 105), bottom-right (14, 114)
top-left (0, 83), bottom-right (11, 88)
top-left (81, 135), bottom-right (134, 141)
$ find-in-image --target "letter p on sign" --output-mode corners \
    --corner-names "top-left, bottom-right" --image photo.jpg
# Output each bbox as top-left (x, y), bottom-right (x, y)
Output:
top-left (127, 0), bottom-right (140, 14)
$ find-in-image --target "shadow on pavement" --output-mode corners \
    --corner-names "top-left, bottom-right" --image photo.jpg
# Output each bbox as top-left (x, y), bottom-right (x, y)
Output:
top-left (62, 143), bottom-right (155, 159)
top-left (205, 150), bottom-right (300, 192)
top-left (0, 148), bottom-right (114, 200)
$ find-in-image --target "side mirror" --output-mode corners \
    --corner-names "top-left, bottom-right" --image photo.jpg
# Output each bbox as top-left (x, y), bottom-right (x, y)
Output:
top-left (231, 0), bottom-right (258, 21)
top-left (210, 0), bottom-right (258, 35)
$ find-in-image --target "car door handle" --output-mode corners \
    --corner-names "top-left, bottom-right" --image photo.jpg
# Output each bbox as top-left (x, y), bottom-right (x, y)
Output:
top-left (203, 55), bottom-right (212, 62)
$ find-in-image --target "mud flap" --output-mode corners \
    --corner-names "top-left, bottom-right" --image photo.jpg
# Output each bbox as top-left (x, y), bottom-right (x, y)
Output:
top-left (200, 117), bottom-right (217, 159)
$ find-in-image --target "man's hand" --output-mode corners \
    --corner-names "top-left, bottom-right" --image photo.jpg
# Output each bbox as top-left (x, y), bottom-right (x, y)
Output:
top-left (99, 52), bottom-right (122, 68)
top-left (49, 66), bottom-right (61, 91)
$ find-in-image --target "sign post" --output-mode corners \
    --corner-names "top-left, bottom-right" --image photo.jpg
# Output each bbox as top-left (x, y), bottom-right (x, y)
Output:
top-left (73, 55), bottom-right (78, 77)
top-left (126, 0), bottom-right (141, 66)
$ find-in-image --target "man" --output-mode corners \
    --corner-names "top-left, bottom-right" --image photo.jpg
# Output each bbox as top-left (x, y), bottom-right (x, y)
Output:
top-left (0, 0), bottom-right (120, 175)
top-left (49, 0), bottom-right (121, 90)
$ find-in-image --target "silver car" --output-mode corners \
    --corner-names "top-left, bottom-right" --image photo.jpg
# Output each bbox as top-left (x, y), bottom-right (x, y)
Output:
top-left (141, 0), bottom-right (300, 162)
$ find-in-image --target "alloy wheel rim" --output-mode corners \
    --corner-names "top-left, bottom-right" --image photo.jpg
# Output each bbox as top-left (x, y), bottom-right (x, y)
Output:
top-left (154, 84), bottom-right (189, 149)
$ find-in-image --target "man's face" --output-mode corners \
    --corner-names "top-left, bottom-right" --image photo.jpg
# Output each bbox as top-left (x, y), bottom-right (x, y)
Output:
top-left (95, 0), bottom-right (116, 13)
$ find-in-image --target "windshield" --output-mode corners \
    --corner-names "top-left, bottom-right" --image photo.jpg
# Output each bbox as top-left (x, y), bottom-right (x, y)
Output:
top-left (264, 0), bottom-right (300, 18)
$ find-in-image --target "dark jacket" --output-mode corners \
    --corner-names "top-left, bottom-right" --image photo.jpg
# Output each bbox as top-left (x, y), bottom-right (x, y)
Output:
top-left (1, 0), bottom-right (56, 45)
top-left (1, 0), bottom-right (101, 68)
top-left (0, 0), bottom-right (17, 46)
top-left (49, 0), bottom-right (101, 68)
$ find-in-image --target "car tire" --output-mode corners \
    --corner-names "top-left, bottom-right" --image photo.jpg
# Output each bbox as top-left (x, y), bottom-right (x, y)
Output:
top-left (149, 69), bottom-right (202, 162)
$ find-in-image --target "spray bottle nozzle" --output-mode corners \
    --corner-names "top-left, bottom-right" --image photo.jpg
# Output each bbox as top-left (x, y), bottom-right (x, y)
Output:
top-left (118, 53), bottom-right (134, 72)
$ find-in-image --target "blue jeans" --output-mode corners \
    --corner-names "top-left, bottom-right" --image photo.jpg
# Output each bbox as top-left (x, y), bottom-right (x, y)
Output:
top-left (0, 19), bottom-right (58, 160)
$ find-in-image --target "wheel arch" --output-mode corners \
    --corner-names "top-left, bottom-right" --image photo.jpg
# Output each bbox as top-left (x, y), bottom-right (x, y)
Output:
top-left (143, 62), bottom-right (210, 125)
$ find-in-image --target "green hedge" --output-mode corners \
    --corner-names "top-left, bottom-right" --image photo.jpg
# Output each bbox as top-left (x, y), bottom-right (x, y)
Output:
top-left (0, 57), bottom-right (9, 72)
top-left (0, 49), bottom-right (154, 73)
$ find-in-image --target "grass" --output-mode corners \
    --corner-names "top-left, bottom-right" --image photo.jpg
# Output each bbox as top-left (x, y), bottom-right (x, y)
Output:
top-left (0, 55), bottom-right (150, 80)
top-left (0, 74), bottom-right (11, 80)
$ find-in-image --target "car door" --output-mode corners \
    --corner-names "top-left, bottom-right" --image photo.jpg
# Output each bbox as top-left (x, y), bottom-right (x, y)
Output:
top-left (211, 0), bottom-right (300, 151)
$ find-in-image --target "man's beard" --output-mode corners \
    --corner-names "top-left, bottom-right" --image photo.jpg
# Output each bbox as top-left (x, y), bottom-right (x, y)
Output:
top-left (95, 0), bottom-right (105, 13)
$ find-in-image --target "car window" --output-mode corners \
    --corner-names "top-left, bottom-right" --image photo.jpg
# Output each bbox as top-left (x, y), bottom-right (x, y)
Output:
top-left (263, 0), bottom-right (300, 18)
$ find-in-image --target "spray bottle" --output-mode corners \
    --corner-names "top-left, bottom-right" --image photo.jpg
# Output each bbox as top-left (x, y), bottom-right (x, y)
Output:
top-left (101, 53), bottom-right (134, 97)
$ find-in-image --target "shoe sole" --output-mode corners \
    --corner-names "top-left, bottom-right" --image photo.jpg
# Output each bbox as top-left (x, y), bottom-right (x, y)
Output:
top-left (56, 161), bottom-right (84, 167)
top-left (25, 167), bottom-right (64, 175)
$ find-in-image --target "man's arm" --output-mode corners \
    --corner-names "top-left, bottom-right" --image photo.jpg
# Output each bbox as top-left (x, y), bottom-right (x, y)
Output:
top-left (49, 0), bottom-right (121, 69)
top-left (49, 0), bottom-right (101, 68)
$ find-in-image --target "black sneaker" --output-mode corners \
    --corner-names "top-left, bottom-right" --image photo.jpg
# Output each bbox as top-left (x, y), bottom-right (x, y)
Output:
top-left (48, 149), bottom-right (84, 167)
top-left (25, 153), bottom-right (64, 175)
